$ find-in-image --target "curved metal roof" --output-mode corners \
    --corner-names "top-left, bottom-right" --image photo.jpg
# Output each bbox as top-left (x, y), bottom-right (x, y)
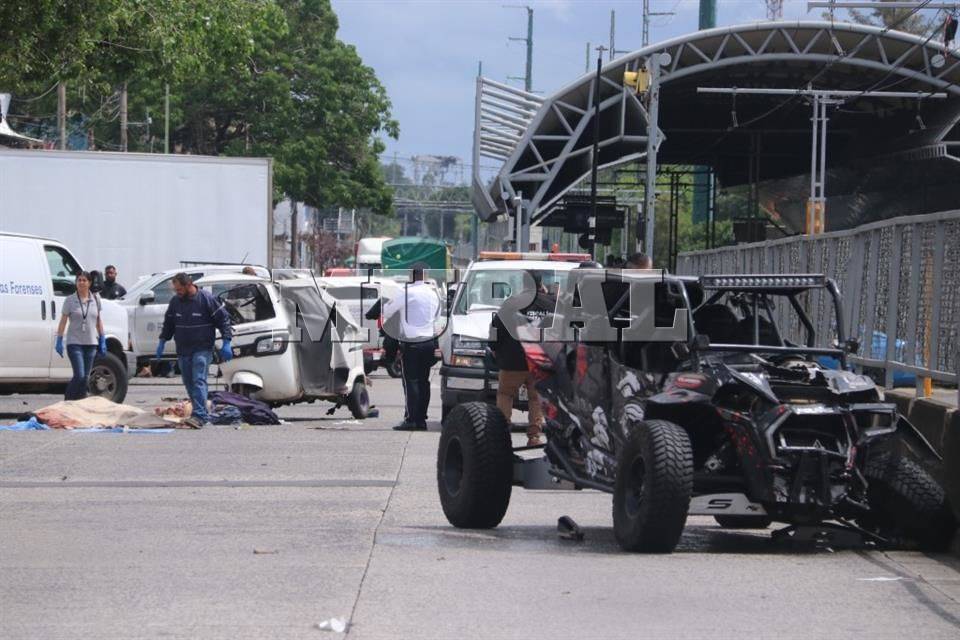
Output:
top-left (472, 21), bottom-right (960, 223)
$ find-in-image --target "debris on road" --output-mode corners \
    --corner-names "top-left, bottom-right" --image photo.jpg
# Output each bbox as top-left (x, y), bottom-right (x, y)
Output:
top-left (859, 576), bottom-right (907, 582)
top-left (315, 617), bottom-right (348, 633)
top-left (252, 549), bottom-right (278, 555)
top-left (557, 516), bottom-right (584, 542)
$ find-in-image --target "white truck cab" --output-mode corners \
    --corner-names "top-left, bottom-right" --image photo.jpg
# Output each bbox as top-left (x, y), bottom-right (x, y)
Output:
top-left (0, 232), bottom-right (135, 402)
top-left (439, 251), bottom-right (589, 420)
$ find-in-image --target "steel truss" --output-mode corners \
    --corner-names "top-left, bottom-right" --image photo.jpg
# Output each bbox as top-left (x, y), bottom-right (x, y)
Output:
top-left (473, 21), bottom-right (960, 226)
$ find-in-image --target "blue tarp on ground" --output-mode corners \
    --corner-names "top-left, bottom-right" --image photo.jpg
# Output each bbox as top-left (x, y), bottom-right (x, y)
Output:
top-left (0, 417), bottom-right (49, 431)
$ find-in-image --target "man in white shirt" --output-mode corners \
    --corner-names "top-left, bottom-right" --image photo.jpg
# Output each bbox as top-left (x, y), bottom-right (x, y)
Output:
top-left (382, 267), bottom-right (441, 431)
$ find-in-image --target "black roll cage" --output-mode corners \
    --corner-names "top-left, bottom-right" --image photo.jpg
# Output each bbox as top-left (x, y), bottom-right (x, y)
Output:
top-left (598, 271), bottom-right (848, 368)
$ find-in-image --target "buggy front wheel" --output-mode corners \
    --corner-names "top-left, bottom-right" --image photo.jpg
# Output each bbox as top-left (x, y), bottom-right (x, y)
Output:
top-left (612, 419), bottom-right (693, 552)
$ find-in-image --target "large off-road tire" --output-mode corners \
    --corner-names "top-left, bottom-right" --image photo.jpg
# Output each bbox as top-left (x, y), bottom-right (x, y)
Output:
top-left (88, 352), bottom-right (128, 404)
top-left (347, 380), bottom-right (370, 419)
top-left (714, 515), bottom-right (773, 529)
top-left (437, 402), bottom-right (513, 529)
top-left (613, 419), bottom-right (693, 552)
top-left (858, 453), bottom-right (955, 551)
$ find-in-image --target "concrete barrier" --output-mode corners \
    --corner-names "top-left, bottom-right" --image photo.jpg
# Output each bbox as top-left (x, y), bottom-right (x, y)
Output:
top-left (907, 397), bottom-right (953, 455)
top-left (885, 389), bottom-right (960, 525)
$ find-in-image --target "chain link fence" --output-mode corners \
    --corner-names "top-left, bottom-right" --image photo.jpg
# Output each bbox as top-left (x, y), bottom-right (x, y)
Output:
top-left (677, 210), bottom-right (960, 391)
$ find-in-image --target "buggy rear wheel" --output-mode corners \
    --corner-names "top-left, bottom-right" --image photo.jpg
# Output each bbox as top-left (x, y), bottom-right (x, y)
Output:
top-left (437, 402), bottom-right (513, 528)
top-left (714, 515), bottom-right (773, 529)
top-left (346, 380), bottom-right (370, 419)
top-left (613, 419), bottom-right (693, 552)
top-left (857, 453), bottom-right (955, 551)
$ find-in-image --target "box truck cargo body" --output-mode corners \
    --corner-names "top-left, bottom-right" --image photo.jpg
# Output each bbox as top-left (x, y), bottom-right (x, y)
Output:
top-left (0, 150), bottom-right (272, 282)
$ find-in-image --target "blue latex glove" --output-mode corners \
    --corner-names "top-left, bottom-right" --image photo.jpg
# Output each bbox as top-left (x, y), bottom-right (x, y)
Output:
top-left (55, 336), bottom-right (64, 358)
top-left (155, 340), bottom-right (167, 360)
top-left (98, 335), bottom-right (107, 355)
top-left (220, 340), bottom-right (233, 362)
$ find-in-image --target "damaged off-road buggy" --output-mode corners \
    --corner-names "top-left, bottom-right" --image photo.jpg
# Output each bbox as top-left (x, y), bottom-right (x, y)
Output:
top-left (437, 272), bottom-right (956, 552)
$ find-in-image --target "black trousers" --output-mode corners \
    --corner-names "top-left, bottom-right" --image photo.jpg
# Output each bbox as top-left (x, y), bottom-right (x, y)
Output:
top-left (400, 341), bottom-right (435, 426)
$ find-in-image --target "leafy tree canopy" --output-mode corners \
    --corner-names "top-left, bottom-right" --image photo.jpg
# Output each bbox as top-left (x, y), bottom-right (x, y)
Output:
top-left (2, 0), bottom-right (398, 214)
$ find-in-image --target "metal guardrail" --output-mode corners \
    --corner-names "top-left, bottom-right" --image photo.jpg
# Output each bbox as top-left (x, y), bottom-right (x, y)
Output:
top-left (678, 210), bottom-right (960, 396)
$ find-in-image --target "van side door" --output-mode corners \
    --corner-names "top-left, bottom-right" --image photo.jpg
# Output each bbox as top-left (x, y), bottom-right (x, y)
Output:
top-left (44, 244), bottom-right (85, 380)
top-left (0, 237), bottom-right (51, 378)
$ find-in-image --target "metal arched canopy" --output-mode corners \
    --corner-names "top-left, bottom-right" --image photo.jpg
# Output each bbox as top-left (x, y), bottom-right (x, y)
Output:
top-left (472, 20), bottom-right (960, 223)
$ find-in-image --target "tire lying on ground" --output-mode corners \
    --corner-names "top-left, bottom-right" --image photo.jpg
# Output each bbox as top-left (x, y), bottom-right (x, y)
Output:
top-left (347, 380), bottom-right (370, 419)
top-left (613, 419), bottom-right (693, 553)
top-left (714, 515), bottom-right (773, 529)
top-left (88, 352), bottom-right (128, 404)
top-left (437, 402), bottom-right (513, 529)
top-left (857, 452), bottom-right (956, 551)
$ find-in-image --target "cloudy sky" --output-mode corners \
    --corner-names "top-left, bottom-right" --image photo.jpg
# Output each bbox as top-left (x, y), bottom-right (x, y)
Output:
top-left (332, 0), bottom-right (817, 169)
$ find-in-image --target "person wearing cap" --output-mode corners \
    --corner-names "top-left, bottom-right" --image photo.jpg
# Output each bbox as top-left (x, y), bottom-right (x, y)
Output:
top-left (156, 273), bottom-right (233, 428)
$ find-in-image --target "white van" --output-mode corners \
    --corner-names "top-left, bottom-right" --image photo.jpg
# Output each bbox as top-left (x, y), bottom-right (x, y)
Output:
top-left (0, 232), bottom-right (136, 402)
top-left (116, 265), bottom-right (269, 369)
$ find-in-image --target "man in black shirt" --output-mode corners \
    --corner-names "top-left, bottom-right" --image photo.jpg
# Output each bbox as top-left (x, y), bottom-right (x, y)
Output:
top-left (489, 271), bottom-right (555, 446)
top-left (101, 265), bottom-right (127, 300)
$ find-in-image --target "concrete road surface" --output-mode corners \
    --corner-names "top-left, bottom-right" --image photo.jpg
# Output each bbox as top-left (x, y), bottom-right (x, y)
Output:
top-left (2, 375), bottom-right (960, 639)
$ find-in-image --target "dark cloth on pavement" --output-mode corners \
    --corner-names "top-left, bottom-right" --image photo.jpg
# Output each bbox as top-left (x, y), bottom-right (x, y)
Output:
top-left (208, 390), bottom-right (280, 425)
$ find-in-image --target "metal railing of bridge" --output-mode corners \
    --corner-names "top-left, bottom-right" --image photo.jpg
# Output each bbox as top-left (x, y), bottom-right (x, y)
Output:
top-left (677, 210), bottom-right (960, 398)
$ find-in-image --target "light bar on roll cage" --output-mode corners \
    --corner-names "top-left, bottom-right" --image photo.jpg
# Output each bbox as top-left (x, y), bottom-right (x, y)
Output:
top-left (701, 274), bottom-right (827, 290)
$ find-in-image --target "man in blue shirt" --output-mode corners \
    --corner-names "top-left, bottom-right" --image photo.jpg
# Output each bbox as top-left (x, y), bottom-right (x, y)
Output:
top-left (157, 273), bottom-right (233, 428)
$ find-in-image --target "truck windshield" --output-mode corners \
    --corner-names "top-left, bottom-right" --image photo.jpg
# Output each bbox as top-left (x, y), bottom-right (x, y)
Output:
top-left (454, 269), bottom-right (568, 314)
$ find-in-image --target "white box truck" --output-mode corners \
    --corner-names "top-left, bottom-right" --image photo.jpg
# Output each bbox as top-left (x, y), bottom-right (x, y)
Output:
top-left (0, 149), bottom-right (273, 283)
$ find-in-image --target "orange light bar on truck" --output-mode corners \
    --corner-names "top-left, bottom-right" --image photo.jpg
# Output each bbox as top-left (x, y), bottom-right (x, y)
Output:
top-left (478, 251), bottom-right (591, 262)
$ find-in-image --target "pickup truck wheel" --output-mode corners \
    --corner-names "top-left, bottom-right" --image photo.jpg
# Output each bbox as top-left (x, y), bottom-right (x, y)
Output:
top-left (386, 358), bottom-right (402, 378)
top-left (347, 380), bottom-right (370, 419)
top-left (714, 515), bottom-right (773, 529)
top-left (437, 402), bottom-right (512, 529)
top-left (857, 453), bottom-right (955, 551)
top-left (88, 352), bottom-right (128, 404)
top-left (613, 419), bottom-right (693, 553)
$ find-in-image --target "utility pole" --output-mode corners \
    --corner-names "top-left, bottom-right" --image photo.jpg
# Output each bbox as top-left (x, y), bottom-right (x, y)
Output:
top-left (505, 5), bottom-right (533, 92)
top-left (289, 200), bottom-right (299, 267)
top-left (643, 53), bottom-right (670, 257)
top-left (589, 46), bottom-right (608, 259)
top-left (119, 82), bottom-right (128, 152)
top-left (585, 42), bottom-right (591, 73)
top-left (57, 82), bottom-right (66, 150)
top-left (643, 0), bottom-right (676, 48)
top-left (699, 0), bottom-right (716, 29)
top-left (609, 10), bottom-right (632, 60)
top-left (164, 83), bottom-right (170, 154)
top-left (766, 0), bottom-right (785, 19)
